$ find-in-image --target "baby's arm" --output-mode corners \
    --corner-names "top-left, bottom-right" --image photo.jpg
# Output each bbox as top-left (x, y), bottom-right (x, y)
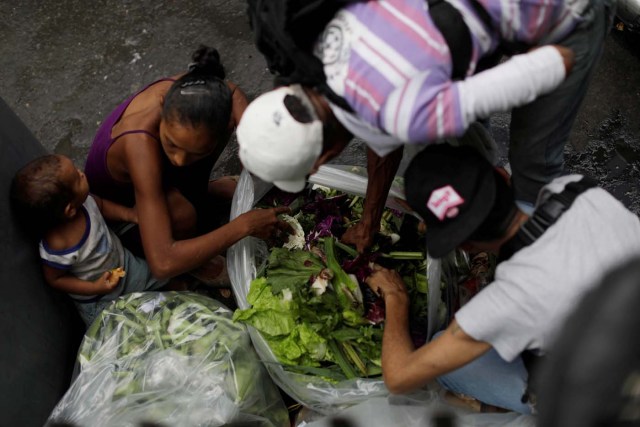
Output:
top-left (92, 194), bottom-right (137, 224)
top-left (42, 264), bottom-right (121, 295)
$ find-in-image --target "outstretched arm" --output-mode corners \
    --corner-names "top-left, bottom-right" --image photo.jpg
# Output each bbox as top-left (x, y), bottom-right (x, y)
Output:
top-left (341, 146), bottom-right (403, 253)
top-left (366, 265), bottom-right (491, 394)
top-left (379, 45), bottom-right (572, 145)
top-left (124, 135), bottom-right (291, 280)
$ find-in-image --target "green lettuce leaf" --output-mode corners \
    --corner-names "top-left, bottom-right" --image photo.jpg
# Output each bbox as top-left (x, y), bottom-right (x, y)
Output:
top-left (268, 333), bottom-right (307, 365)
top-left (266, 248), bottom-right (325, 294)
top-left (265, 323), bottom-right (327, 366)
top-left (297, 322), bottom-right (328, 361)
top-left (232, 277), bottom-right (298, 337)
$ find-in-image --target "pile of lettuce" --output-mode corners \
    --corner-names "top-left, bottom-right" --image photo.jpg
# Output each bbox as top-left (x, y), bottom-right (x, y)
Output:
top-left (233, 185), bottom-right (442, 381)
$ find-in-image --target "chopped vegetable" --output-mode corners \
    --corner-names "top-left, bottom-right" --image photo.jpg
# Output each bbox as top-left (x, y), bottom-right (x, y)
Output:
top-left (281, 214), bottom-right (305, 250)
top-left (324, 236), bottom-right (364, 321)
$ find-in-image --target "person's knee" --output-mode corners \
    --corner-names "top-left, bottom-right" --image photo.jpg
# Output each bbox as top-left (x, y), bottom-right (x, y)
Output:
top-left (208, 176), bottom-right (239, 200)
top-left (166, 188), bottom-right (197, 238)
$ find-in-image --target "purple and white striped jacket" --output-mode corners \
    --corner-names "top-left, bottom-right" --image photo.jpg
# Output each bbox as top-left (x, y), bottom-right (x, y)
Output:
top-left (314, 0), bottom-right (588, 156)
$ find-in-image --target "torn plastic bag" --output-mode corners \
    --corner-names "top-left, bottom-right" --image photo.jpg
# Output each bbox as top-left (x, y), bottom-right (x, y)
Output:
top-left (228, 165), bottom-right (447, 414)
top-left (46, 292), bottom-right (289, 427)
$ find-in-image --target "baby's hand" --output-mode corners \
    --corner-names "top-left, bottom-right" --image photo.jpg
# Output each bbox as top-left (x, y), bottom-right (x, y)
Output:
top-left (95, 267), bottom-right (126, 293)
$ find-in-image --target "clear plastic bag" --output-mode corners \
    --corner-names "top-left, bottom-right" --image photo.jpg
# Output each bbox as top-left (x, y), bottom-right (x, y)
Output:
top-left (299, 391), bottom-right (537, 427)
top-left (46, 292), bottom-right (290, 427)
top-left (228, 166), bottom-right (445, 414)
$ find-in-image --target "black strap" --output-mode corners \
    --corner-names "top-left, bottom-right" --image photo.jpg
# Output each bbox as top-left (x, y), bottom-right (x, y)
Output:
top-left (427, 0), bottom-right (472, 80)
top-left (428, 0), bottom-right (531, 78)
top-left (468, 0), bottom-right (505, 73)
top-left (466, 0), bottom-right (528, 60)
top-left (499, 177), bottom-right (598, 262)
top-left (502, 177), bottom-right (597, 405)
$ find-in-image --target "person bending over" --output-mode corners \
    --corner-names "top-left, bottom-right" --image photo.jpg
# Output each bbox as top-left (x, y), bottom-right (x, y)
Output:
top-left (84, 45), bottom-right (291, 282)
top-left (366, 143), bottom-right (640, 413)
top-left (237, 0), bottom-right (615, 252)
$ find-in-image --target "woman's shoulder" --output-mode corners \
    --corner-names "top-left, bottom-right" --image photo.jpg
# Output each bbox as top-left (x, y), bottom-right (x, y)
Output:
top-left (118, 76), bottom-right (179, 124)
top-left (115, 108), bottom-right (162, 136)
top-left (105, 118), bottom-right (164, 184)
top-left (110, 94), bottom-right (164, 150)
top-left (120, 92), bottom-right (163, 122)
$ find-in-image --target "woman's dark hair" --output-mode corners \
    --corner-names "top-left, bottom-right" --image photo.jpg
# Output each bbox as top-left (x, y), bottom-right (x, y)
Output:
top-left (162, 45), bottom-right (233, 140)
top-left (10, 155), bottom-right (74, 236)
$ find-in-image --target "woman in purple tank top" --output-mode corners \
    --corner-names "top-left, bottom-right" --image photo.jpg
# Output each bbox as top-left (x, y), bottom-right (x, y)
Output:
top-left (84, 45), bottom-right (291, 282)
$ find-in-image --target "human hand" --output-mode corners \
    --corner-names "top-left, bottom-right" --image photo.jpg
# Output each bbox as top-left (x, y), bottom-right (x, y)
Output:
top-left (365, 264), bottom-right (408, 302)
top-left (341, 221), bottom-right (376, 253)
top-left (94, 268), bottom-right (123, 293)
top-left (241, 206), bottom-right (294, 240)
top-left (553, 45), bottom-right (575, 75)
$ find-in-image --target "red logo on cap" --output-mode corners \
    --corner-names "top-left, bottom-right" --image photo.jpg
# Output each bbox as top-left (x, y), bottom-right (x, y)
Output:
top-left (427, 185), bottom-right (464, 221)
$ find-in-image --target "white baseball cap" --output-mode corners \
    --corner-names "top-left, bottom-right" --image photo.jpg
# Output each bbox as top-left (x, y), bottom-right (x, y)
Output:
top-left (237, 85), bottom-right (323, 193)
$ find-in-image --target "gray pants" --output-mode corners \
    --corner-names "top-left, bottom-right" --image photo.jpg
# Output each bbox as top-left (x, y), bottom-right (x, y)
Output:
top-left (509, 0), bottom-right (616, 204)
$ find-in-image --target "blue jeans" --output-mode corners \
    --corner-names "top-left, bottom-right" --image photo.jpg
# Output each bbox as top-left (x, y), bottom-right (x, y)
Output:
top-left (508, 0), bottom-right (616, 204)
top-left (434, 332), bottom-right (532, 414)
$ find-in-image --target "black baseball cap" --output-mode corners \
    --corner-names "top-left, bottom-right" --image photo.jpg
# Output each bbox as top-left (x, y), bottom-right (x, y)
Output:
top-left (404, 143), bottom-right (515, 258)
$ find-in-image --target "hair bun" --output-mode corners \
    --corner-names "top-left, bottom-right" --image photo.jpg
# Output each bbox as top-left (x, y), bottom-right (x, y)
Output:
top-left (189, 45), bottom-right (226, 79)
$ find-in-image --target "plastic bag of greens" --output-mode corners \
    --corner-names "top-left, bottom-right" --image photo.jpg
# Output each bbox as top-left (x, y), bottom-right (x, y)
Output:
top-left (46, 292), bottom-right (289, 427)
top-left (228, 166), bottom-right (447, 414)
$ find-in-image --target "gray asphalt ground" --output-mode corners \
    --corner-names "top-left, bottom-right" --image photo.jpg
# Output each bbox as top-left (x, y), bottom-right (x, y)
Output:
top-left (1, 0), bottom-right (639, 210)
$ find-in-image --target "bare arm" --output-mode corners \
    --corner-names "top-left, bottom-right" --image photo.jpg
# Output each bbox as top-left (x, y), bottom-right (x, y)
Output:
top-left (42, 264), bottom-right (120, 295)
top-left (227, 81), bottom-right (249, 127)
top-left (93, 194), bottom-right (137, 224)
top-left (124, 136), bottom-right (291, 280)
top-left (341, 146), bottom-right (403, 252)
top-left (366, 265), bottom-right (491, 394)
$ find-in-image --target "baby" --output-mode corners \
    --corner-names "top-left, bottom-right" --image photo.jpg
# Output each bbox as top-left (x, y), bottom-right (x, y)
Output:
top-left (11, 154), bottom-right (167, 326)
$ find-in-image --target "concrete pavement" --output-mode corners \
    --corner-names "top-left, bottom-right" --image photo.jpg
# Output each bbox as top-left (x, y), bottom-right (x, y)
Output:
top-left (1, 1), bottom-right (639, 211)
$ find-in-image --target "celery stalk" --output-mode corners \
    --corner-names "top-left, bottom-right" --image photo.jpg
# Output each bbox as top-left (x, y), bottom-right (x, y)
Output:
top-left (380, 251), bottom-right (425, 260)
top-left (342, 341), bottom-right (367, 377)
top-left (328, 339), bottom-right (358, 379)
top-left (334, 239), bottom-right (359, 258)
top-left (324, 237), bottom-right (363, 317)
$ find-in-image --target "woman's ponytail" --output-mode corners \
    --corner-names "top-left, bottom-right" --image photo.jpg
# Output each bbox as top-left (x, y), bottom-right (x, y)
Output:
top-left (188, 45), bottom-right (226, 80)
top-left (163, 45), bottom-right (233, 140)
